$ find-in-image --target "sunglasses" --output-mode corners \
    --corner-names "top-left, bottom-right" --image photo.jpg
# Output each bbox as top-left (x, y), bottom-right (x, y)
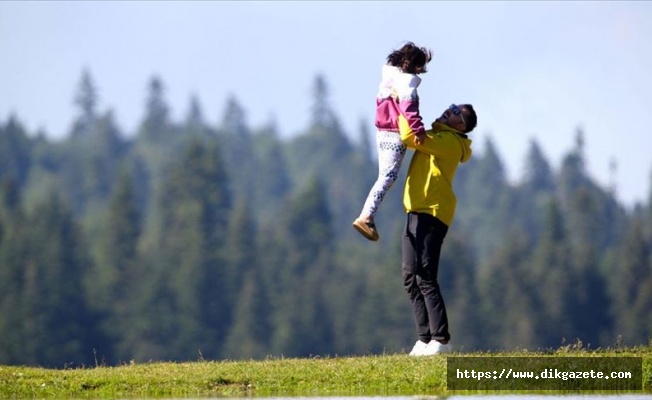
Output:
top-left (449, 104), bottom-right (466, 128)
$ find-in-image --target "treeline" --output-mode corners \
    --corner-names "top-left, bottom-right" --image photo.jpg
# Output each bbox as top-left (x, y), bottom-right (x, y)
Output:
top-left (1, 70), bottom-right (651, 367)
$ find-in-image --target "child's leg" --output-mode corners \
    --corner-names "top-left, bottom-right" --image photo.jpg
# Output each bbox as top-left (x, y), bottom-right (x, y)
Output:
top-left (359, 130), bottom-right (407, 220)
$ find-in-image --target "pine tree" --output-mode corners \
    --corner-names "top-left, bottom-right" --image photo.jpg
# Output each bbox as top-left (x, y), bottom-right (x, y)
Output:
top-left (219, 199), bottom-right (269, 358)
top-left (0, 116), bottom-right (32, 186)
top-left (217, 199), bottom-right (268, 359)
top-left (439, 233), bottom-right (481, 350)
top-left (506, 140), bottom-right (553, 257)
top-left (71, 68), bottom-right (98, 137)
top-left (476, 229), bottom-right (537, 350)
top-left (221, 273), bottom-right (272, 359)
top-left (133, 75), bottom-right (180, 253)
top-left (350, 253), bottom-right (413, 355)
top-left (528, 199), bottom-right (575, 347)
top-left (251, 123), bottom-right (292, 222)
top-left (552, 129), bottom-right (623, 347)
top-left (610, 218), bottom-right (652, 345)
top-left (558, 128), bottom-right (591, 208)
top-left (217, 95), bottom-right (257, 203)
top-left (267, 177), bottom-right (336, 356)
top-left (0, 178), bottom-right (27, 364)
top-left (89, 168), bottom-right (143, 362)
top-left (456, 136), bottom-right (512, 261)
top-left (141, 76), bottom-right (171, 141)
top-left (310, 74), bottom-right (337, 130)
top-left (521, 139), bottom-right (555, 194)
top-left (59, 74), bottom-right (126, 217)
top-left (221, 95), bottom-right (250, 138)
top-left (20, 191), bottom-right (97, 366)
top-left (221, 200), bottom-right (256, 313)
top-left (184, 94), bottom-right (207, 135)
top-left (132, 138), bottom-right (231, 361)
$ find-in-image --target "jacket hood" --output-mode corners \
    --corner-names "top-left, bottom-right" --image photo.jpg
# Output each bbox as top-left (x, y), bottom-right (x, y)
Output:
top-left (432, 122), bottom-right (473, 163)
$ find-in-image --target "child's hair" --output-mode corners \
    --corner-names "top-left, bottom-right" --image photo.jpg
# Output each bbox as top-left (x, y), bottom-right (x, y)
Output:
top-left (387, 42), bottom-right (433, 74)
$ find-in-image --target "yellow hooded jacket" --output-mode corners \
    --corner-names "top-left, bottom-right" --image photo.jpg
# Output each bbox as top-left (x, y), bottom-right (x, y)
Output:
top-left (398, 115), bottom-right (473, 227)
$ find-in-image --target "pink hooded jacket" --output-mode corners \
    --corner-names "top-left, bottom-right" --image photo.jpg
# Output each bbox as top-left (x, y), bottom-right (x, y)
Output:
top-left (374, 64), bottom-right (425, 136)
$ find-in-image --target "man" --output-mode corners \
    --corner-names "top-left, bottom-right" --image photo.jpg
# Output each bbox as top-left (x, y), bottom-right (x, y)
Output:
top-left (398, 104), bottom-right (477, 356)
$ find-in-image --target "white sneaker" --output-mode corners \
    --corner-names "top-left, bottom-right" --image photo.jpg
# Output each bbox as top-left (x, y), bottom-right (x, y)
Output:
top-left (421, 340), bottom-right (441, 356)
top-left (408, 340), bottom-right (428, 356)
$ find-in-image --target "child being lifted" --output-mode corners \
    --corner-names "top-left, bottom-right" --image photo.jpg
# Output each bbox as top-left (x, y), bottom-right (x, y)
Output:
top-left (353, 41), bottom-right (432, 241)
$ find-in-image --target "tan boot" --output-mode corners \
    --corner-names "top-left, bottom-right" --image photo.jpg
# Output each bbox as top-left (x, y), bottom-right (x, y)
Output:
top-left (352, 218), bottom-right (379, 241)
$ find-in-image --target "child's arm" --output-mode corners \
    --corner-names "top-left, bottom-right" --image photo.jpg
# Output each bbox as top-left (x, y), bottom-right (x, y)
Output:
top-left (399, 114), bottom-right (424, 150)
top-left (395, 73), bottom-right (426, 140)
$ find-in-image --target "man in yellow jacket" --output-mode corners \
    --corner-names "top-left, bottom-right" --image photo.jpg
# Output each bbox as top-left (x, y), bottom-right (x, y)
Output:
top-left (398, 103), bottom-right (477, 356)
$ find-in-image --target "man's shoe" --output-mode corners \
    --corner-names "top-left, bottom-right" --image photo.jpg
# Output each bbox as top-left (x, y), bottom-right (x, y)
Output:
top-left (352, 218), bottom-right (379, 241)
top-left (421, 340), bottom-right (441, 356)
top-left (408, 340), bottom-right (428, 356)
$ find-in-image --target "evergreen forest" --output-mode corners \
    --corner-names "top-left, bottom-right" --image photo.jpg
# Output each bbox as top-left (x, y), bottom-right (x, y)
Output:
top-left (1, 70), bottom-right (652, 367)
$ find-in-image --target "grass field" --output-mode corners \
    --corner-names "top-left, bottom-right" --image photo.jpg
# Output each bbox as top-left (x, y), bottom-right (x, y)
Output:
top-left (1, 345), bottom-right (651, 398)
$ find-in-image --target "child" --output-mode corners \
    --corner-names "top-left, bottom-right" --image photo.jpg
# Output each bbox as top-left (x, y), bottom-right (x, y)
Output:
top-left (353, 42), bottom-right (432, 241)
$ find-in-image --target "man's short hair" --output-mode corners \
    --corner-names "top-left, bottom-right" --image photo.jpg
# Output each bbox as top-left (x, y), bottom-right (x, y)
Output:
top-left (461, 104), bottom-right (477, 133)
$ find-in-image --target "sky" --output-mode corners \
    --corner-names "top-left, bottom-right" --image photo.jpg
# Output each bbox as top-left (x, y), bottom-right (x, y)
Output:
top-left (1, 1), bottom-right (651, 206)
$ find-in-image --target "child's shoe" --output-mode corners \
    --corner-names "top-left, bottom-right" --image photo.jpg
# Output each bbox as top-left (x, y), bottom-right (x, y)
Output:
top-left (352, 218), bottom-right (379, 241)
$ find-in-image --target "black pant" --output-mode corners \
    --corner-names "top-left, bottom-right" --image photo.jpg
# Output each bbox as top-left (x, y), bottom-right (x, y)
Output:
top-left (402, 212), bottom-right (450, 344)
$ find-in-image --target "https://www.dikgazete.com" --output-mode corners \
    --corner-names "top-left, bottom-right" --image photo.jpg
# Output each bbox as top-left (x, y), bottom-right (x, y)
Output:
top-left (455, 367), bottom-right (633, 381)
top-left (446, 356), bottom-right (642, 391)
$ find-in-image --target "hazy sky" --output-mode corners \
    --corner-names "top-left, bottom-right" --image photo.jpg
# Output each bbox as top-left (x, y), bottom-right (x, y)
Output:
top-left (1, 1), bottom-right (651, 206)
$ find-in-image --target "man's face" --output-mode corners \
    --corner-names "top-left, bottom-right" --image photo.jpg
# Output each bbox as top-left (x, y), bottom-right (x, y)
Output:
top-left (436, 104), bottom-right (467, 132)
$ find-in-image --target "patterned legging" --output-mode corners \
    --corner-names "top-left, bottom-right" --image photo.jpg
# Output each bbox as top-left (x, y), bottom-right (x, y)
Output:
top-left (360, 130), bottom-right (407, 218)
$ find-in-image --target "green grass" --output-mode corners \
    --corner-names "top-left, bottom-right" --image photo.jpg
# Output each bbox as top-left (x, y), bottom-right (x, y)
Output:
top-left (1, 346), bottom-right (651, 398)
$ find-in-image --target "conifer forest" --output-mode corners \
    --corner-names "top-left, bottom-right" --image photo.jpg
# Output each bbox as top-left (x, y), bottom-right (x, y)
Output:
top-left (1, 71), bottom-right (651, 367)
